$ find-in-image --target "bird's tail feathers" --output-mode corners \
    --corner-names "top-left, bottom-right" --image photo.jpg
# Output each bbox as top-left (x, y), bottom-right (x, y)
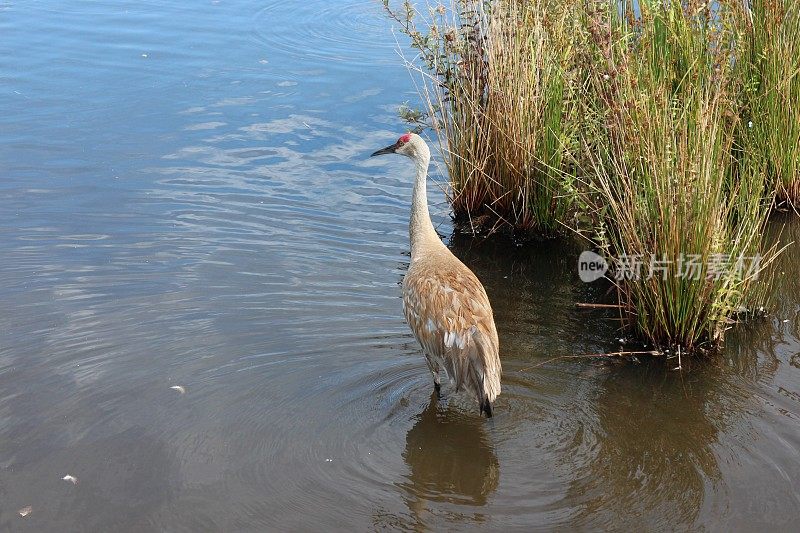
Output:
top-left (445, 326), bottom-right (500, 417)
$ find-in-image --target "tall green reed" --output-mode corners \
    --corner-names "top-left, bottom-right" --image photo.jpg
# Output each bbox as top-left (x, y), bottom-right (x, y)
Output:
top-left (733, 0), bottom-right (800, 209)
top-left (383, 0), bottom-right (583, 236)
top-left (581, 0), bottom-right (776, 350)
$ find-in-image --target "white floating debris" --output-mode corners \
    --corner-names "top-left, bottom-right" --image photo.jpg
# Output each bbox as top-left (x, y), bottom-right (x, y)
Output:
top-left (18, 506), bottom-right (32, 517)
top-left (62, 474), bottom-right (78, 485)
top-left (325, 458), bottom-right (332, 462)
top-left (141, 53), bottom-right (148, 58)
top-left (170, 385), bottom-right (186, 394)
top-left (784, 319), bottom-right (790, 323)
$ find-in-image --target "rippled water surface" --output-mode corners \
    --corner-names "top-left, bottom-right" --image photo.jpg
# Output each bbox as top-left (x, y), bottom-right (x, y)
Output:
top-left (2, 1), bottom-right (799, 530)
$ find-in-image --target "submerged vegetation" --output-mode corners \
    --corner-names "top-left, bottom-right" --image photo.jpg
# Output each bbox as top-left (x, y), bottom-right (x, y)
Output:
top-left (384, 0), bottom-right (799, 353)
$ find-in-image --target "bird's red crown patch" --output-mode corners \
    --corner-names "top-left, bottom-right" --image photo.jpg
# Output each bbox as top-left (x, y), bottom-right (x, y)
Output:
top-left (399, 133), bottom-right (412, 143)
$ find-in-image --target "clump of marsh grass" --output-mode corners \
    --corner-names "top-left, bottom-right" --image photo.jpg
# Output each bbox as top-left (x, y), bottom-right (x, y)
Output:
top-left (732, 0), bottom-right (800, 209)
top-left (581, 0), bottom-right (777, 351)
top-left (383, 0), bottom-right (789, 354)
top-left (383, 0), bottom-right (583, 237)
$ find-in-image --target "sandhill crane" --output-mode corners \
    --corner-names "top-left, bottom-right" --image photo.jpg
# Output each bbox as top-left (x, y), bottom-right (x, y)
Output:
top-left (371, 133), bottom-right (502, 417)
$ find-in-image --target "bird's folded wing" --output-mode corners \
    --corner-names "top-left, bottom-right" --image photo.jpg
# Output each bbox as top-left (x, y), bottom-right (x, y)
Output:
top-left (402, 265), bottom-right (501, 398)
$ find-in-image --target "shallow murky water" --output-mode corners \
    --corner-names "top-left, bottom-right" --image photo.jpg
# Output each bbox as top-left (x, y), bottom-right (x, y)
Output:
top-left (1, 1), bottom-right (798, 530)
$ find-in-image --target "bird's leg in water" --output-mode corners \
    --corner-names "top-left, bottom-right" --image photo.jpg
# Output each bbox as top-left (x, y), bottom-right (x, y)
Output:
top-left (433, 371), bottom-right (442, 399)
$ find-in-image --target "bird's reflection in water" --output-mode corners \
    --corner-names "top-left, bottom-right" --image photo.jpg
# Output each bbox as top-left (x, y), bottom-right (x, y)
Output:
top-left (398, 394), bottom-right (499, 529)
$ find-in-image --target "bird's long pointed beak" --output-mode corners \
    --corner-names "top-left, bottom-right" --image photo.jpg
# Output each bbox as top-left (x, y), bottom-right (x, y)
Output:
top-left (370, 143), bottom-right (398, 157)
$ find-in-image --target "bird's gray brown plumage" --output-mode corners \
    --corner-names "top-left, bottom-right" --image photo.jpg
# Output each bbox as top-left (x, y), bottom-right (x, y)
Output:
top-left (372, 133), bottom-right (502, 416)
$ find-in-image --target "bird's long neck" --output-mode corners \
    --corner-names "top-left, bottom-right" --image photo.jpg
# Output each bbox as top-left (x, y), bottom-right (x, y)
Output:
top-left (409, 152), bottom-right (440, 258)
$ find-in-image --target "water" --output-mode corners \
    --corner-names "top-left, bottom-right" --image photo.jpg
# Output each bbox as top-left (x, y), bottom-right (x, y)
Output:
top-left (1, 1), bottom-right (798, 530)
